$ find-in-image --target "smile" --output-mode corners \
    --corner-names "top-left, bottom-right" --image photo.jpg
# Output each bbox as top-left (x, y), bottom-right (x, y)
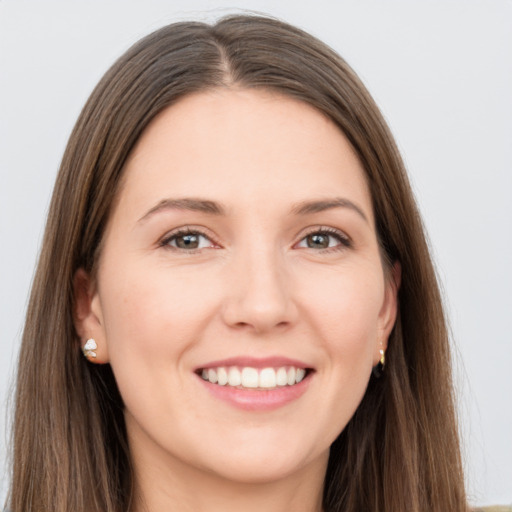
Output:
top-left (199, 366), bottom-right (307, 390)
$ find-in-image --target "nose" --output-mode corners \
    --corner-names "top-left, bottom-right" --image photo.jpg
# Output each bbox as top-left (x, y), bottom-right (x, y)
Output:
top-left (221, 245), bottom-right (298, 334)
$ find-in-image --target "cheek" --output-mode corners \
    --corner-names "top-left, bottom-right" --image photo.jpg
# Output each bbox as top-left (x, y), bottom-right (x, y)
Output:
top-left (287, 266), bottom-right (386, 445)
top-left (97, 263), bottom-right (219, 421)
top-left (320, 269), bottom-right (385, 396)
top-left (99, 261), bottom-right (221, 365)
top-left (299, 264), bottom-right (385, 360)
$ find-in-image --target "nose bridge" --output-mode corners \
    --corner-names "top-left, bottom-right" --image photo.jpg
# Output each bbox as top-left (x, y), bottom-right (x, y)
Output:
top-left (222, 235), bottom-right (296, 332)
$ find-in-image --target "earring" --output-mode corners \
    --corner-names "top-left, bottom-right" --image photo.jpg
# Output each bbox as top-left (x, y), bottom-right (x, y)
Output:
top-left (82, 338), bottom-right (97, 359)
top-left (372, 348), bottom-right (386, 378)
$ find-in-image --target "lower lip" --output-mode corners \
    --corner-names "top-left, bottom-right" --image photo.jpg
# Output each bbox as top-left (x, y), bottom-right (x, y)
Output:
top-left (197, 373), bottom-right (312, 411)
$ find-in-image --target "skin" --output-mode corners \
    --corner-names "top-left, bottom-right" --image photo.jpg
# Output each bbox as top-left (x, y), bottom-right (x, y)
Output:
top-left (74, 89), bottom-right (399, 512)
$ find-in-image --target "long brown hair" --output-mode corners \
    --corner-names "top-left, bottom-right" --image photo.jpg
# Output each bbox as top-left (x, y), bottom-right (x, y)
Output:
top-left (9, 14), bottom-right (467, 512)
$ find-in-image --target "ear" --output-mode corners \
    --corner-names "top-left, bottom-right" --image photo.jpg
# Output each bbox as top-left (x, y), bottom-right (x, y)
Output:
top-left (73, 268), bottom-right (110, 364)
top-left (374, 261), bottom-right (401, 364)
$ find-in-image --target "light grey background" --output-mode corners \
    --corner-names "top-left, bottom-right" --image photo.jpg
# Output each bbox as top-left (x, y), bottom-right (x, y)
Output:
top-left (1, 0), bottom-right (511, 506)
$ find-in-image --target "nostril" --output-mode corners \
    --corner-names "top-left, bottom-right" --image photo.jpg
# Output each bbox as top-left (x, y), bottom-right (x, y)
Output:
top-left (220, 279), bottom-right (298, 333)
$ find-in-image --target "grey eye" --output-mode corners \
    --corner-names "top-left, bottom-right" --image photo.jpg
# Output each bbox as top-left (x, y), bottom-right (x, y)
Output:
top-left (306, 233), bottom-right (330, 249)
top-left (164, 231), bottom-right (213, 250)
top-left (175, 233), bottom-right (201, 249)
top-left (297, 230), bottom-right (349, 250)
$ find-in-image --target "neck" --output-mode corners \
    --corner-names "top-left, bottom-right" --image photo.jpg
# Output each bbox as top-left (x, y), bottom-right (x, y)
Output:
top-left (129, 440), bottom-right (327, 512)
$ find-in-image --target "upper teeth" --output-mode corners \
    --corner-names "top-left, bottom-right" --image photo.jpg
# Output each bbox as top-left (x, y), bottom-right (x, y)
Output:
top-left (201, 366), bottom-right (306, 389)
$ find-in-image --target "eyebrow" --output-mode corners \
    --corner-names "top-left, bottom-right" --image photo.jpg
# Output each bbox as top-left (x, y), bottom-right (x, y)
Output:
top-left (291, 198), bottom-right (369, 223)
top-left (138, 198), bottom-right (225, 222)
top-left (138, 196), bottom-right (368, 223)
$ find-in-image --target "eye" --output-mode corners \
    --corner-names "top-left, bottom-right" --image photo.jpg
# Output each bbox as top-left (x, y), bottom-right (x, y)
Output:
top-left (296, 228), bottom-right (351, 251)
top-left (161, 229), bottom-right (217, 251)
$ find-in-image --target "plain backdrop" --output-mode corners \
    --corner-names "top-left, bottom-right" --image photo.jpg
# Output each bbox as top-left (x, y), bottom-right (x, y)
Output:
top-left (1, 0), bottom-right (511, 507)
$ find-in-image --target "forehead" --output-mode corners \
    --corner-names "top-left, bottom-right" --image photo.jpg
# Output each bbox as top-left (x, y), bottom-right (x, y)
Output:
top-left (118, 88), bottom-right (373, 220)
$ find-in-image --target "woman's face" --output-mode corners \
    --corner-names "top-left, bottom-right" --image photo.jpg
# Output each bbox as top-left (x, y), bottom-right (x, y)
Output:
top-left (76, 89), bottom-right (398, 485)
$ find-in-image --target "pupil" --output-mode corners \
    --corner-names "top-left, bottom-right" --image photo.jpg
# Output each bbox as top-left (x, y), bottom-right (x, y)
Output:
top-left (177, 234), bottom-right (199, 249)
top-left (308, 234), bottom-right (328, 248)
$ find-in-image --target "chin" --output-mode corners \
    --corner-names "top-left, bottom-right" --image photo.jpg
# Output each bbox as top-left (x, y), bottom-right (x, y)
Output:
top-left (189, 428), bottom-right (332, 486)
top-left (201, 452), bottom-right (324, 485)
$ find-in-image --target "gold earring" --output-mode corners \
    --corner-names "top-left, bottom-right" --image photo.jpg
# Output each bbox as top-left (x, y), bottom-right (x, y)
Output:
top-left (372, 347), bottom-right (386, 378)
top-left (82, 338), bottom-right (97, 359)
top-left (379, 348), bottom-right (385, 367)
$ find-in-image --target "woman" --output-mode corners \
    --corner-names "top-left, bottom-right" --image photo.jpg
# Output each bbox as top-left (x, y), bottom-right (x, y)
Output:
top-left (8, 14), bottom-right (469, 512)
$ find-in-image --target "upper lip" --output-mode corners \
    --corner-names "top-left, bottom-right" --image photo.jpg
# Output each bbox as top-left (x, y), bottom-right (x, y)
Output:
top-left (196, 356), bottom-right (313, 371)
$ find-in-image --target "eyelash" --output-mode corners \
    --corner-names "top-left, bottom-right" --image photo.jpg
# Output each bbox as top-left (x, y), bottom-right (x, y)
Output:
top-left (159, 227), bottom-right (219, 253)
top-left (296, 226), bottom-right (352, 252)
top-left (159, 226), bottom-right (352, 253)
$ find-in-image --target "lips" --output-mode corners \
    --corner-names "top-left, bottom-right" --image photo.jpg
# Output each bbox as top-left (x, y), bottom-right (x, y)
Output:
top-left (195, 357), bottom-right (314, 408)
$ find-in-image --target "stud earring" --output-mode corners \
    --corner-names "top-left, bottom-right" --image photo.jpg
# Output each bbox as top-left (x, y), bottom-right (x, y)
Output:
top-left (82, 338), bottom-right (97, 359)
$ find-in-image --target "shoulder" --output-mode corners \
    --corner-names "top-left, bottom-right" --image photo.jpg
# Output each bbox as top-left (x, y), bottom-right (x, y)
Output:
top-left (473, 507), bottom-right (512, 512)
